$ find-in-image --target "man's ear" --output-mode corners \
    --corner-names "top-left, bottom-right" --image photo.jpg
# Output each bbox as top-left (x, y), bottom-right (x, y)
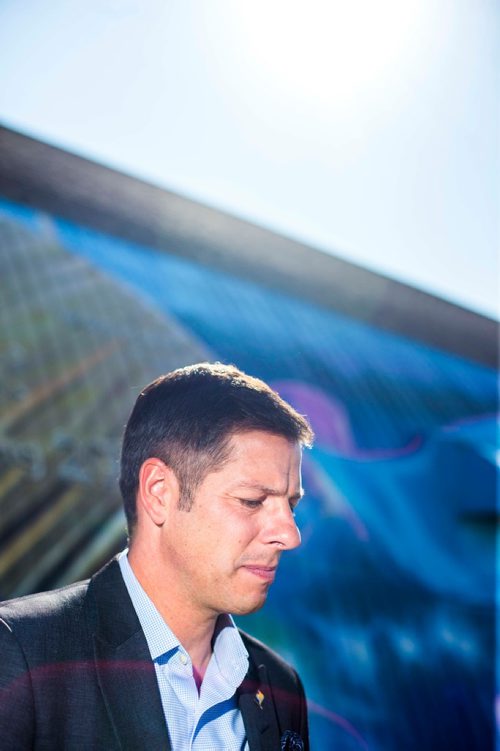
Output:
top-left (136, 458), bottom-right (179, 527)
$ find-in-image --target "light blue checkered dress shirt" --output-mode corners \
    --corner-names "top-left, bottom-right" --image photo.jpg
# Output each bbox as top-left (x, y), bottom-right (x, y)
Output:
top-left (119, 551), bottom-right (250, 750)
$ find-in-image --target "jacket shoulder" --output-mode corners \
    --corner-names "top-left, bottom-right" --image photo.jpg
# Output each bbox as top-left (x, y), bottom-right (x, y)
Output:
top-left (0, 579), bottom-right (91, 646)
top-left (0, 579), bottom-right (89, 619)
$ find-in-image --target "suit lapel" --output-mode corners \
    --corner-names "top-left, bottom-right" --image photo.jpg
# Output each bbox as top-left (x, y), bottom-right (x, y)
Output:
top-left (89, 559), bottom-right (171, 751)
top-left (238, 662), bottom-right (281, 751)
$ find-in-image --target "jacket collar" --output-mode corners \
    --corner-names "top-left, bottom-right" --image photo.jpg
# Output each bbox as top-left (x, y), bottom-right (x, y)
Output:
top-left (238, 652), bottom-right (281, 751)
top-left (88, 557), bottom-right (171, 751)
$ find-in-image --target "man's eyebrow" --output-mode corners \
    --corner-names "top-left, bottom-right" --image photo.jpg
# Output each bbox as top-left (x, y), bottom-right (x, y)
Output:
top-left (234, 482), bottom-right (304, 500)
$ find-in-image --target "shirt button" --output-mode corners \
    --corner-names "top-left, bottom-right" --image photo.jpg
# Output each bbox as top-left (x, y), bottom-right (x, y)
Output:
top-left (179, 652), bottom-right (188, 665)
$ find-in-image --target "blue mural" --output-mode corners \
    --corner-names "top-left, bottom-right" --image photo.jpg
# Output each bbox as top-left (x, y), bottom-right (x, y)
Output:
top-left (0, 197), bottom-right (496, 750)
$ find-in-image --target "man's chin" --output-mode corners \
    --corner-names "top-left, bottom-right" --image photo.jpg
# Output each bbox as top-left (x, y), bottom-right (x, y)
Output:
top-left (230, 593), bottom-right (269, 616)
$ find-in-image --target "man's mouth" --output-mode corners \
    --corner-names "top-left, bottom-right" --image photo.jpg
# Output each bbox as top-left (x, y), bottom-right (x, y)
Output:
top-left (242, 565), bottom-right (277, 582)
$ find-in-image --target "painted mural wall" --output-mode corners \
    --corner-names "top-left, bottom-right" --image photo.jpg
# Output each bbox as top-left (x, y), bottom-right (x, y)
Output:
top-left (0, 197), bottom-right (495, 750)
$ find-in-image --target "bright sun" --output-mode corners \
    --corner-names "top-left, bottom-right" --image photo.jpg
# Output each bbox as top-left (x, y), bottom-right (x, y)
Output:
top-left (221, 0), bottom-right (425, 112)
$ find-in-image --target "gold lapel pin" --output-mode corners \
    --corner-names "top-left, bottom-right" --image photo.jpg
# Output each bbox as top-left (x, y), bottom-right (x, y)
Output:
top-left (255, 689), bottom-right (265, 709)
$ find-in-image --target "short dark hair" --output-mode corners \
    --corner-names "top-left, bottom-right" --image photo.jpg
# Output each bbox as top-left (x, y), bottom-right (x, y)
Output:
top-left (119, 362), bottom-right (313, 533)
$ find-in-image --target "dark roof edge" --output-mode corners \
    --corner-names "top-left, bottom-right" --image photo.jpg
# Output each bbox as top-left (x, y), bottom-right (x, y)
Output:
top-left (0, 124), bottom-right (497, 368)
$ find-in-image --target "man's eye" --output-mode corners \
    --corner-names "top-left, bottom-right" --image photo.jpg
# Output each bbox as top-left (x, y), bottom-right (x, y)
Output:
top-left (240, 499), bottom-right (263, 509)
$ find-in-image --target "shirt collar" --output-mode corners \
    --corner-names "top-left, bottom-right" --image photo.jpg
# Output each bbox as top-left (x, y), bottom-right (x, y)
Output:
top-left (211, 612), bottom-right (249, 683)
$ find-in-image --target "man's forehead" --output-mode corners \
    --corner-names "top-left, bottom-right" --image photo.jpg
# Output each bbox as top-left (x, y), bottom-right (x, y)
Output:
top-left (219, 432), bottom-right (303, 489)
top-left (224, 431), bottom-right (303, 468)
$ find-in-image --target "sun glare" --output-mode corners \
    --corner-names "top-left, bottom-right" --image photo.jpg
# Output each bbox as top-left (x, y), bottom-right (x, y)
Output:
top-left (226, 0), bottom-right (425, 111)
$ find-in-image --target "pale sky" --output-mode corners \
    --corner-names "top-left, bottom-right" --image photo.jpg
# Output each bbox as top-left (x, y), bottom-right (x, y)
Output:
top-left (0, 0), bottom-right (498, 319)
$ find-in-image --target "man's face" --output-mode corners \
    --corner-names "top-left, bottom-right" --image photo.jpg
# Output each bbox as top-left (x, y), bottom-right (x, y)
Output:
top-left (160, 430), bottom-right (303, 619)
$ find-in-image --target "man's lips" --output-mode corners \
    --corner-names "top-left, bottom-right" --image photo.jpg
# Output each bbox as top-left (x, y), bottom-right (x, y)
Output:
top-left (241, 565), bottom-right (277, 582)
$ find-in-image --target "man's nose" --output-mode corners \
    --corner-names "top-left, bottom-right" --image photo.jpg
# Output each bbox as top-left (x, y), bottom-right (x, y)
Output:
top-left (265, 502), bottom-right (301, 550)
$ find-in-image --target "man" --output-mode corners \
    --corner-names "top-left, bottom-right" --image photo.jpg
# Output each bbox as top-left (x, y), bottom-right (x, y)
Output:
top-left (0, 362), bottom-right (313, 750)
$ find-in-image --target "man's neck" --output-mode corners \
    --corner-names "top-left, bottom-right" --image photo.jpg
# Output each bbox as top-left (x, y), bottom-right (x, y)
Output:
top-left (127, 544), bottom-right (216, 681)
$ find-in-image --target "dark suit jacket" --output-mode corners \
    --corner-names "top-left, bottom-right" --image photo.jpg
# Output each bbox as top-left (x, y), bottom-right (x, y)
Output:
top-left (0, 558), bottom-right (309, 750)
